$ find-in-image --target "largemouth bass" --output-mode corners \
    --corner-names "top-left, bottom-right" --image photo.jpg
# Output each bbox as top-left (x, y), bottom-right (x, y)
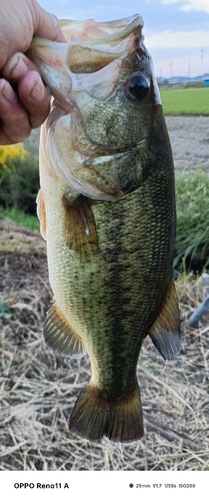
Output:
top-left (28, 14), bottom-right (181, 442)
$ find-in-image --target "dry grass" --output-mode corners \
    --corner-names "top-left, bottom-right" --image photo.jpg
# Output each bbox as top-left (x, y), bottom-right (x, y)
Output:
top-left (0, 218), bottom-right (209, 471)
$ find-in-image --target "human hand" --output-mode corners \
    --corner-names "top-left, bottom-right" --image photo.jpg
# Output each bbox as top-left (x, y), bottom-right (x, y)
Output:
top-left (0, 0), bottom-right (65, 145)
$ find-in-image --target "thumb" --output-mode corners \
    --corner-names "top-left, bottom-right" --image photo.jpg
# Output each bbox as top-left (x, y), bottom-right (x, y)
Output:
top-left (33, 6), bottom-right (66, 42)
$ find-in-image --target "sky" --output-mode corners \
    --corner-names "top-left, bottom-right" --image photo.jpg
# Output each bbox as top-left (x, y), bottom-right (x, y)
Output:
top-left (38, 0), bottom-right (209, 78)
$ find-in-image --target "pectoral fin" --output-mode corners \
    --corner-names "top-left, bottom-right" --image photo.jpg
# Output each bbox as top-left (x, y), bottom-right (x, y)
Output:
top-left (149, 279), bottom-right (181, 360)
top-left (36, 189), bottom-right (47, 241)
top-left (63, 194), bottom-right (99, 259)
top-left (43, 302), bottom-right (86, 359)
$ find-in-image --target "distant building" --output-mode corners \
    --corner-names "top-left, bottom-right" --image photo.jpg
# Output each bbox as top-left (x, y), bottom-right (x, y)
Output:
top-left (157, 77), bottom-right (169, 86)
top-left (157, 74), bottom-right (209, 86)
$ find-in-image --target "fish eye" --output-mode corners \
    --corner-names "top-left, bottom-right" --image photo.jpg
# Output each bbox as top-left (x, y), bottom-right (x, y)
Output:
top-left (128, 74), bottom-right (149, 100)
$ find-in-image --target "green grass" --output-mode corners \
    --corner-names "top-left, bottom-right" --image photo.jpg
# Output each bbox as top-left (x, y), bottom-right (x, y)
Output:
top-left (0, 205), bottom-right (39, 231)
top-left (160, 87), bottom-right (209, 115)
top-left (175, 169), bottom-right (209, 271)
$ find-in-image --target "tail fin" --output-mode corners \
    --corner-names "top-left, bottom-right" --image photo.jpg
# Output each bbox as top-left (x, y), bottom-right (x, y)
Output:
top-left (69, 384), bottom-right (143, 443)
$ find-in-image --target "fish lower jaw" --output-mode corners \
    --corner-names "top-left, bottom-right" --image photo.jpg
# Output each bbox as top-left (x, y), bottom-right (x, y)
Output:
top-left (86, 139), bottom-right (147, 165)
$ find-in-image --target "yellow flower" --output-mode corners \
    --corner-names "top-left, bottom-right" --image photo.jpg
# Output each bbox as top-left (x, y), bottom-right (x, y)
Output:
top-left (0, 144), bottom-right (27, 169)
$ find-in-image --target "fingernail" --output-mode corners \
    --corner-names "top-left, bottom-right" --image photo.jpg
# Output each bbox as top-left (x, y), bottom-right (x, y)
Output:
top-left (10, 56), bottom-right (28, 79)
top-left (30, 74), bottom-right (45, 101)
top-left (1, 82), bottom-right (17, 104)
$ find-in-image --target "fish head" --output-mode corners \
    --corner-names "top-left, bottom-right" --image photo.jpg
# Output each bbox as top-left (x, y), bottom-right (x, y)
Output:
top-left (28, 15), bottom-right (165, 200)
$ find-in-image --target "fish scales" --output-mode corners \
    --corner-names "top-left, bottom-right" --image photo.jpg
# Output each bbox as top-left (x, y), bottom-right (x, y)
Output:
top-left (28, 14), bottom-right (181, 442)
top-left (44, 162), bottom-right (174, 386)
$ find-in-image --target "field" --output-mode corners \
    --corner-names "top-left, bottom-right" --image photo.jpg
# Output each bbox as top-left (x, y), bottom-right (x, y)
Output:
top-left (0, 116), bottom-right (209, 471)
top-left (160, 87), bottom-right (209, 115)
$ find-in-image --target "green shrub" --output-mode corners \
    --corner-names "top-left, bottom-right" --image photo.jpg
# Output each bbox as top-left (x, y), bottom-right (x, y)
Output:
top-left (0, 149), bottom-right (39, 214)
top-left (0, 143), bottom-right (27, 167)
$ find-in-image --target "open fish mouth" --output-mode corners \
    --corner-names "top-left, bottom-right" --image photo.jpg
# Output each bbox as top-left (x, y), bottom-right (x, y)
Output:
top-left (27, 15), bottom-right (144, 109)
top-left (29, 14), bottom-right (160, 202)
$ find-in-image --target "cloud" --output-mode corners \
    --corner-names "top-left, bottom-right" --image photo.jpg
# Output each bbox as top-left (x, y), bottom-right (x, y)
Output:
top-left (63, 6), bottom-right (139, 22)
top-left (145, 29), bottom-right (209, 49)
top-left (159, 0), bottom-right (209, 14)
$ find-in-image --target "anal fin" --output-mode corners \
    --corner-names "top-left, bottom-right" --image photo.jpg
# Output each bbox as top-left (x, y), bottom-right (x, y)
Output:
top-left (43, 301), bottom-right (86, 359)
top-left (149, 279), bottom-right (181, 360)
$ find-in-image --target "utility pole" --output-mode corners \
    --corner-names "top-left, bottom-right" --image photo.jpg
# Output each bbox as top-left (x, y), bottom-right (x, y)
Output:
top-left (201, 47), bottom-right (204, 70)
top-left (188, 60), bottom-right (190, 81)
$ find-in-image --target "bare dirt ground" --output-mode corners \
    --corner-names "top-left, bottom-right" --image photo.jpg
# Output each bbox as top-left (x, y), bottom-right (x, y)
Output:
top-left (0, 117), bottom-right (209, 471)
top-left (166, 116), bottom-right (209, 173)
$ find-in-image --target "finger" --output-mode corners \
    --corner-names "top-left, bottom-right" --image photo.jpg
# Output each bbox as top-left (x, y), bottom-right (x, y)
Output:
top-left (2, 52), bottom-right (38, 82)
top-left (0, 79), bottom-right (31, 144)
top-left (18, 70), bottom-right (50, 128)
top-left (3, 54), bottom-right (50, 129)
